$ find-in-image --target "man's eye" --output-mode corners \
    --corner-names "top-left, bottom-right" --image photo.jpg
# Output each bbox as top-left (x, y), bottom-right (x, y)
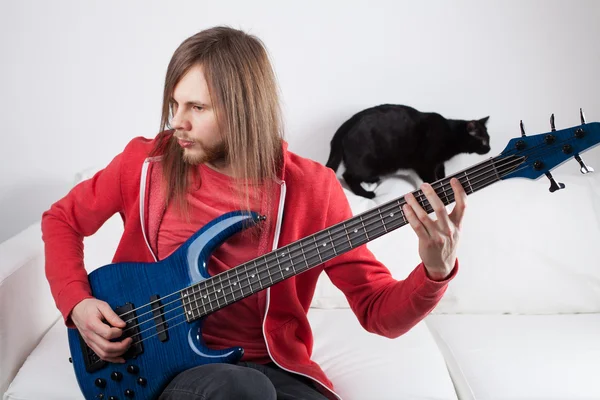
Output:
top-left (193, 106), bottom-right (203, 111)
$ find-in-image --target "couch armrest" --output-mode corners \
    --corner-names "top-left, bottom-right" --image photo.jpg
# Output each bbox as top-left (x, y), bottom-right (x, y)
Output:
top-left (0, 222), bottom-right (60, 395)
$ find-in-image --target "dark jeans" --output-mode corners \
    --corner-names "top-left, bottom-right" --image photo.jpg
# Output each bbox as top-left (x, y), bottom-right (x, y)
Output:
top-left (158, 362), bottom-right (329, 400)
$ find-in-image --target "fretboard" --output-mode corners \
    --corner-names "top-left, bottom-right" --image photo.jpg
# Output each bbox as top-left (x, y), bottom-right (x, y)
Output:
top-left (181, 154), bottom-right (522, 321)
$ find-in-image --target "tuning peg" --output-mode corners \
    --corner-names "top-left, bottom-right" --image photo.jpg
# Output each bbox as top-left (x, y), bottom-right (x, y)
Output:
top-left (550, 114), bottom-right (556, 132)
top-left (520, 120), bottom-right (526, 137)
top-left (580, 108), bottom-right (586, 124)
top-left (574, 153), bottom-right (594, 174)
top-left (545, 172), bottom-right (565, 193)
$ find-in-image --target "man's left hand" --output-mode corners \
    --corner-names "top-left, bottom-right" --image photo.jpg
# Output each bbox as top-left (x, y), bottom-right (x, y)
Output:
top-left (402, 178), bottom-right (467, 281)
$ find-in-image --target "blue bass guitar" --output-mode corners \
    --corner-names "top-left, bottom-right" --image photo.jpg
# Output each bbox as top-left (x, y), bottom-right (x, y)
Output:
top-left (68, 114), bottom-right (599, 399)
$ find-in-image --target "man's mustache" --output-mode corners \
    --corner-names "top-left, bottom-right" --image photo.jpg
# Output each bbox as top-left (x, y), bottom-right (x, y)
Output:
top-left (173, 131), bottom-right (195, 142)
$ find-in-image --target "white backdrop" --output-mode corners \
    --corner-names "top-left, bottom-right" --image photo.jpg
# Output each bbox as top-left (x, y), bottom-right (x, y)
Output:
top-left (1, 0), bottom-right (600, 243)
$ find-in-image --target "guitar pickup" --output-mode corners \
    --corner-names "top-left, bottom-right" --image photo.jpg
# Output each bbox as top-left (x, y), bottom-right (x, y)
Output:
top-left (117, 302), bottom-right (144, 360)
top-left (150, 294), bottom-right (169, 342)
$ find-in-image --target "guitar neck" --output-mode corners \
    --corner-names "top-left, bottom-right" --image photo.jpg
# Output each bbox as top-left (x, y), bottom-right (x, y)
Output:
top-left (181, 154), bottom-right (522, 321)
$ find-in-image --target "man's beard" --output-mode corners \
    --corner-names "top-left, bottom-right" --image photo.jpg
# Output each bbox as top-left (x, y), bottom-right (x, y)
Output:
top-left (176, 135), bottom-right (228, 166)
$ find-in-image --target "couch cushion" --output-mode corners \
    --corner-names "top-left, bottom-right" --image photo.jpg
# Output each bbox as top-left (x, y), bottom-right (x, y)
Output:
top-left (4, 319), bottom-right (82, 400)
top-left (309, 308), bottom-right (457, 400)
top-left (433, 171), bottom-right (600, 314)
top-left (5, 309), bottom-right (458, 400)
top-left (426, 314), bottom-right (600, 400)
top-left (0, 222), bottom-right (60, 395)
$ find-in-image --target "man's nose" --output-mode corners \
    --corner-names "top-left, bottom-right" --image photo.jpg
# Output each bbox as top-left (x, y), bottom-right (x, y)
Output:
top-left (171, 111), bottom-right (192, 131)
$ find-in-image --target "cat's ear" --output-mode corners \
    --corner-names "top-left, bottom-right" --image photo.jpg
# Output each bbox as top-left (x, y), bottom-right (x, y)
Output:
top-left (479, 116), bottom-right (490, 125)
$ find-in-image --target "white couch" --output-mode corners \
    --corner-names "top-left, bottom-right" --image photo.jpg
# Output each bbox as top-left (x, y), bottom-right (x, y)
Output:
top-left (2, 167), bottom-right (600, 400)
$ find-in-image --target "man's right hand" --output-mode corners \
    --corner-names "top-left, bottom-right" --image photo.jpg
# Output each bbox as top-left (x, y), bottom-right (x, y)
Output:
top-left (71, 298), bottom-right (133, 363)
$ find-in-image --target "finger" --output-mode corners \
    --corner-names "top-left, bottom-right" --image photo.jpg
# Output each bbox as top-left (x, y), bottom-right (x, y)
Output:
top-left (403, 203), bottom-right (430, 241)
top-left (421, 183), bottom-right (451, 233)
top-left (404, 192), bottom-right (436, 235)
top-left (89, 318), bottom-right (123, 340)
top-left (91, 332), bottom-right (132, 357)
top-left (98, 302), bottom-right (127, 328)
top-left (80, 328), bottom-right (129, 364)
top-left (89, 341), bottom-right (126, 364)
top-left (85, 337), bottom-right (125, 363)
top-left (449, 178), bottom-right (468, 228)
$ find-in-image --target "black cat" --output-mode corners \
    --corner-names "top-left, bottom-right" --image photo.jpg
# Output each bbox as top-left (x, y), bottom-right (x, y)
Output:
top-left (326, 104), bottom-right (491, 199)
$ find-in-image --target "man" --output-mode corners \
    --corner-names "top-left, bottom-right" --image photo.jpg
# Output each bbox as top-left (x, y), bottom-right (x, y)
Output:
top-left (42, 26), bottom-right (466, 400)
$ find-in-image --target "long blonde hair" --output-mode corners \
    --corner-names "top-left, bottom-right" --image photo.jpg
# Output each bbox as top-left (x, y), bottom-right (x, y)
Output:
top-left (150, 26), bottom-right (284, 217)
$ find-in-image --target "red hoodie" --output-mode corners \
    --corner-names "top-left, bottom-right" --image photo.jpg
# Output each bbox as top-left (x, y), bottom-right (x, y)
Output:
top-left (42, 134), bottom-right (457, 399)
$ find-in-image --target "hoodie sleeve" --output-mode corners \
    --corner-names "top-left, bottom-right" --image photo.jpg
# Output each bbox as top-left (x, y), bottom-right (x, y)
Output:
top-left (42, 151), bottom-right (125, 327)
top-left (322, 171), bottom-right (458, 338)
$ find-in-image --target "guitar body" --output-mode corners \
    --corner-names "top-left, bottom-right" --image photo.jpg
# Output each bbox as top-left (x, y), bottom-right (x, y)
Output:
top-left (67, 211), bottom-right (259, 400)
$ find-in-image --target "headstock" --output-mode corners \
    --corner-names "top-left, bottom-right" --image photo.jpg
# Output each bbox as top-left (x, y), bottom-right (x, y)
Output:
top-left (498, 109), bottom-right (598, 192)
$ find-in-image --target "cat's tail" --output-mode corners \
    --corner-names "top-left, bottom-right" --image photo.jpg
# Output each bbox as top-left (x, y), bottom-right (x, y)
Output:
top-left (325, 113), bottom-right (360, 171)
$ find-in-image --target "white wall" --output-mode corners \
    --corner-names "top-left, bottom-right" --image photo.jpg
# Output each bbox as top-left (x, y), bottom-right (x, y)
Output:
top-left (2, 0), bottom-right (600, 243)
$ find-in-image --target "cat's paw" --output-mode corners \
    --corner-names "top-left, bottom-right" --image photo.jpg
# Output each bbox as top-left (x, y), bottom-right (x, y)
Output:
top-left (361, 191), bottom-right (376, 199)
